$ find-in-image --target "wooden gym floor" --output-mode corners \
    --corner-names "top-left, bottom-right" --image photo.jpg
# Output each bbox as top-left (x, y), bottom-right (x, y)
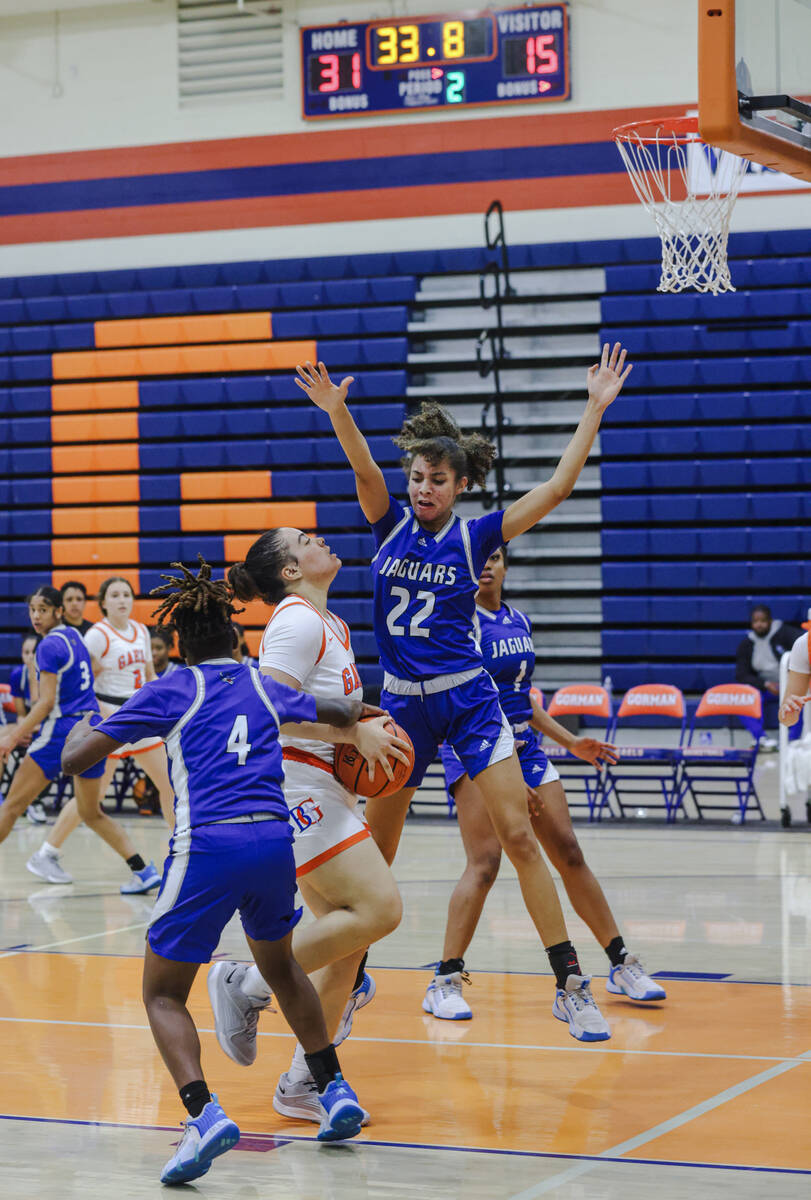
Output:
top-left (0, 779), bottom-right (809, 1198)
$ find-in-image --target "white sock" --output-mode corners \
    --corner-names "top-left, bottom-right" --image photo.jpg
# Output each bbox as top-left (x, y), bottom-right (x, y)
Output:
top-left (241, 964), bottom-right (272, 1002)
top-left (41, 841), bottom-right (60, 858)
top-left (286, 1042), bottom-right (313, 1085)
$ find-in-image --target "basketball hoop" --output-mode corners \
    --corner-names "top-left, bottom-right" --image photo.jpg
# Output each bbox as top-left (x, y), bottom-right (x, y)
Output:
top-left (613, 116), bottom-right (749, 294)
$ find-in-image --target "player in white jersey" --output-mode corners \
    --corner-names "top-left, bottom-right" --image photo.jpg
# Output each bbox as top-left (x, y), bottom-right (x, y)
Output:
top-left (27, 577), bottom-right (175, 883)
top-left (207, 527), bottom-right (409, 1126)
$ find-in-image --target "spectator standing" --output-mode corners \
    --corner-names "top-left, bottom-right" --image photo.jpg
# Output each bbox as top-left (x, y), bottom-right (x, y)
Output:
top-left (735, 605), bottom-right (802, 749)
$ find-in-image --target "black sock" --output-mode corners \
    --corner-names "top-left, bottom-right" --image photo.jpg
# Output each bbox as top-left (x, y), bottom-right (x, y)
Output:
top-left (604, 936), bottom-right (628, 967)
top-left (437, 957), bottom-right (465, 976)
top-left (545, 941), bottom-right (582, 989)
top-left (126, 853), bottom-right (146, 872)
top-left (179, 1079), bottom-right (211, 1118)
top-left (304, 1044), bottom-right (341, 1094)
top-left (352, 950), bottom-right (369, 992)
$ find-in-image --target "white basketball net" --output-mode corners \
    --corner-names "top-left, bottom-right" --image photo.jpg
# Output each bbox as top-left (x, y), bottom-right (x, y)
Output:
top-left (614, 125), bottom-right (749, 294)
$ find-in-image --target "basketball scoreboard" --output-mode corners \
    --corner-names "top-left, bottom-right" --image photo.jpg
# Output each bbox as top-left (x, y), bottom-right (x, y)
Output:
top-left (301, 5), bottom-right (570, 119)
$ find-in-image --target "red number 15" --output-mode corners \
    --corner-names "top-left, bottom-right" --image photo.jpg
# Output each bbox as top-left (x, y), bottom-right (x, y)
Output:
top-left (526, 34), bottom-right (558, 75)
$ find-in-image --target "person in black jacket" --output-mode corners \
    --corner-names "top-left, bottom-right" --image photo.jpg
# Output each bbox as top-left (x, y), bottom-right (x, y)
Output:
top-left (735, 605), bottom-right (802, 748)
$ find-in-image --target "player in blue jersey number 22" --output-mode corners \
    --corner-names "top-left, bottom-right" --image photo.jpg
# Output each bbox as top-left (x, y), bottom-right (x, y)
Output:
top-left (61, 559), bottom-right (392, 1183)
top-left (296, 344), bottom-right (632, 1043)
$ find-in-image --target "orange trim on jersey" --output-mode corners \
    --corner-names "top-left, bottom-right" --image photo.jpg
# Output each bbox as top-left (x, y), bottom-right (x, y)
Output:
top-left (94, 312), bottom-right (272, 349)
top-left (91, 624), bottom-right (111, 658)
top-left (295, 828), bottom-right (371, 878)
top-left (99, 618), bottom-right (139, 646)
top-left (265, 595), bottom-right (351, 652)
top-left (282, 747), bottom-right (333, 774)
top-left (108, 740), bottom-right (163, 760)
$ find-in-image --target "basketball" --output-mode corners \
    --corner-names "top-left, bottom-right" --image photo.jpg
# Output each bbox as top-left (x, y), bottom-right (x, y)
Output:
top-left (333, 717), bottom-right (414, 798)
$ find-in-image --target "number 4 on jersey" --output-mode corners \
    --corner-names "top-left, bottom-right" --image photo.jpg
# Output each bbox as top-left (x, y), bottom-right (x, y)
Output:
top-left (226, 714), bottom-right (252, 766)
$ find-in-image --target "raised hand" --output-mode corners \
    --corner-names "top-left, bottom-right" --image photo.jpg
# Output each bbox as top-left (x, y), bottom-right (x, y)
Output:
top-left (570, 736), bottom-right (619, 768)
top-left (587, 342), bottom-right (633, 411)
top-left (294, 360), bottom-right (354, 415)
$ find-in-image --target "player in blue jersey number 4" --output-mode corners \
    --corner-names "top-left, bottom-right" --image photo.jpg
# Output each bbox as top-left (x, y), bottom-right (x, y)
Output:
top-left (296, 344), bottom-right (632, 1043)
top-left (61, 559), bottom-right (390, 1183)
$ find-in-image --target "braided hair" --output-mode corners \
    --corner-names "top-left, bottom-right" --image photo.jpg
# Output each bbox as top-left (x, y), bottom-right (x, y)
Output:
top-left (394, 402), bottom-right (496, 491)
top-left (150, 555), bottom-right (241, 661)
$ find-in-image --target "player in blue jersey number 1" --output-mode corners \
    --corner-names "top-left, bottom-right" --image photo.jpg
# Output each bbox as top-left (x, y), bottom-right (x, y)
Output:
top-left (61, 559), bottom-right (393, 1182)
top-left (434, 545), bottom-right (666, 1018)
top-left (0, 585), bottom-right (158, 893)
top-left (296, 344), bottom-right (632, 1043)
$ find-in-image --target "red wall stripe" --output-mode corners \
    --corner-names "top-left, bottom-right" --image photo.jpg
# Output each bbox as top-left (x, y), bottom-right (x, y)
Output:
top-left (0, 173), bottom-right (639, 246)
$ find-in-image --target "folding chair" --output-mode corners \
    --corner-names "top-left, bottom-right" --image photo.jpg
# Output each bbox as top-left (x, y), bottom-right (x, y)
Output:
top-left (603, 684), bottom-right (686, 821)
top-left (675, 683), bottom-right (765, 822)
top-left (543, 684), bottom-right (613, 821)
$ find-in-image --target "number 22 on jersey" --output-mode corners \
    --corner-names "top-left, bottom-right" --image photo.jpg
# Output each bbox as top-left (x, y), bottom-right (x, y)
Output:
top-left (386, 587), bottom-right (436, 639)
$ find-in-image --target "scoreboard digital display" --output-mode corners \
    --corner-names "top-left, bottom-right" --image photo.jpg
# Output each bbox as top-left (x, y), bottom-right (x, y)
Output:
top-left (301, 5), bottom-right (570, 119)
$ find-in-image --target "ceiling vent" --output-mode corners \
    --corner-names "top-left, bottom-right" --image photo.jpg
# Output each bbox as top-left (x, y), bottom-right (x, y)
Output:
top-left (178, 0), bottom-right (284, 105)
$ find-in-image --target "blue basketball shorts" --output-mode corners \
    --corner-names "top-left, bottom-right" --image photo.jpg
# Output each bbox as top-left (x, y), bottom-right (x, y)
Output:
top-left (148, 819), bottom-right (302, 964)
top-left (440, 731), bottom-right (559, 800)
top-left (381, 670), bottom-right (515, 789)
top-left (28, 715), bottom-right (106, 781)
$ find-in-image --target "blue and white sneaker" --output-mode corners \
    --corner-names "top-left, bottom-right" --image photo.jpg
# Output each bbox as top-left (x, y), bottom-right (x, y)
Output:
top-left (120, 861), bottom-right (161, 894)
top-left (606, 955), bottom-right (667, 1002)
top-left (334, 971), bottom-right (376, 1045)
top-left (423, 969), bottom-right (472, 1020)
top-left (160, 1095), bottom-right (240, 1185)
top-left (316, 1074), bottom-right (364, 1142)
top-left (553, 974), bottom-right (611, 1042)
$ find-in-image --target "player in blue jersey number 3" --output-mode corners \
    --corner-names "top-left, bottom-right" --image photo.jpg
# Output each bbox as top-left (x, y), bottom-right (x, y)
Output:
top-left (296, 344), bottom-right (632, 1043)
top-left (62, 558), bottom-right (383, 1184)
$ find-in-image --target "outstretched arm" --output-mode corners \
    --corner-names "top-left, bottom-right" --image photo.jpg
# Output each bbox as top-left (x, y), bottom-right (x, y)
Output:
top-left (501, 343), bottom-right (632, 543)
top-left (294, 361), bottom-right (390, 523)
top-left (529, 690), bottom-right (618, 767)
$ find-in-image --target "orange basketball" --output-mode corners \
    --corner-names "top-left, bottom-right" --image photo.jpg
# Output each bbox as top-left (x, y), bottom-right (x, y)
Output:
top-left (333, 717), bottom-right (414, 798)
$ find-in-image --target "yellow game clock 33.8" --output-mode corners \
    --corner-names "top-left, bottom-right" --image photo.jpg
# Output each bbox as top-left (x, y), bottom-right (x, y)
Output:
top-left (370, 17), bottom-right (492, 68)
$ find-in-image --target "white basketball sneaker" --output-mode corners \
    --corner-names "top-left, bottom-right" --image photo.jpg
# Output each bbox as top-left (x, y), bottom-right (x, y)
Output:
top-left (334, 971), bottom-right (376, 1046)
top-left (273, 1071), bottom-right (370, 1126)
top-left (26, 848), bottom-right (72, 885)
top-left (207, 961), bottom-right (272, 1066)
top-left (422, 969), bottom-right (473, 1020)
top-left (606, 955), bottom-right (667, 1002)
top-left (553, 974), bottom-right (611, 1042)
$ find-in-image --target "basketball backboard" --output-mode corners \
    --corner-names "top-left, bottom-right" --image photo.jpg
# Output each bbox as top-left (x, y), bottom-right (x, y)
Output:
top-left (698, 0), bottom-right (811, 181)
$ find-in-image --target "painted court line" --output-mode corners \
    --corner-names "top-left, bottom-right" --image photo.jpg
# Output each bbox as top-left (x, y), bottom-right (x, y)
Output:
top-left (508, 1048), bottom-right (811, 1198)
top-left (0, 921), bottom-right (149, 960)
top-left (0, 1014), bottom-right (806, 1066)
top-left (1, 1112), bottom-right (810, 1178)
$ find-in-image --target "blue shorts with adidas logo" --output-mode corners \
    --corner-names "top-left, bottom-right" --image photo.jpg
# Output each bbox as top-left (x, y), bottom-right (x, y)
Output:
top-left (440, 729), bottom-right (558, 800)
top-left (381, 670), bottom-right (515, 789)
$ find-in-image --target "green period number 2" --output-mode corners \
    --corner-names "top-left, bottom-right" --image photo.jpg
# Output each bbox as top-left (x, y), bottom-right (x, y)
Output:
top-left (445, 71), bottom-right (465, 103)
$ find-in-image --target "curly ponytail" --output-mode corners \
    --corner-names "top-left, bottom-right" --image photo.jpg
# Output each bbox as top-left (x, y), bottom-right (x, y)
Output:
top-left (228, 530), bottom-right (295, 607)
top-left (394, 402), bottom-right (496, 490)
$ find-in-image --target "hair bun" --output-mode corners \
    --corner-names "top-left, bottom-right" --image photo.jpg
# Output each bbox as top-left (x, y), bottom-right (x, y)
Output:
top-left (228, 561), bottom-right (259, 602)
